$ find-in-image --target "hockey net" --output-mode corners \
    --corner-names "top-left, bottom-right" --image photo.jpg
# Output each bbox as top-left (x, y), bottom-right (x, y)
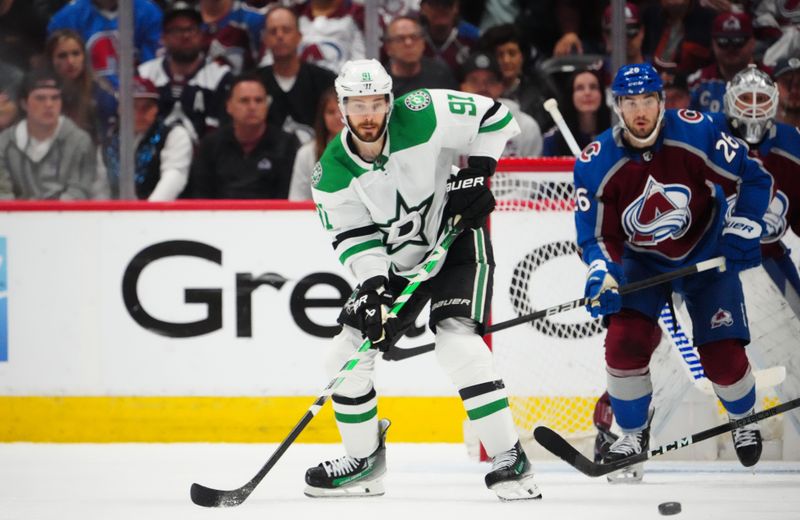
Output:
top-left (485, 158), bottom-right (800, 461)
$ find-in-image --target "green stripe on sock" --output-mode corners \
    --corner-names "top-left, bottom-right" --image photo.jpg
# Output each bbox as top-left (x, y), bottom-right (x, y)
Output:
top-left (335, 406), bottom-right (378, 424)
top-left (466, 398), bottom-right (509, 420)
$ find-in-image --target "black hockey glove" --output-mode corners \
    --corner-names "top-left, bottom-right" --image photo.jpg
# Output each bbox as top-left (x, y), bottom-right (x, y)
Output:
top-left (353, 276), bottom-right (398, 351)
top-left (445, 167), bottom-right (495, 228)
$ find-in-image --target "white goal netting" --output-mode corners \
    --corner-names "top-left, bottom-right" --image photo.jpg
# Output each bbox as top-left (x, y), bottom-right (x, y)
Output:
top-left (486, 160), bottom-right (800, 461)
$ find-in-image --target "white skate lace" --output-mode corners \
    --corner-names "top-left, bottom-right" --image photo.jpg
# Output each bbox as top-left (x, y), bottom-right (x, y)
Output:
top-left (322, 456), bottom-right (362, 477)
top-left (732, 423), bottom-right (760, 448)
top-left (491, 446), bottom-right (519, 470)
top-left (609, 431), bottom-right (644, 456)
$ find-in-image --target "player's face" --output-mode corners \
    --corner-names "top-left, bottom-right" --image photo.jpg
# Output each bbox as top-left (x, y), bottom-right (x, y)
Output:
top-left (264, 8), bottom-right (301, 60)
top-left (495, 42), bottom-right (523, 83)
top-left (22, 88), bottom-right (62, 128)
top-left (619, 93), bottom-right (660, 138)
top-left (323, 98), bottom-right (344, 136)
top-left (573, 72), bottom-right (602, 114)
top-left (51, 37), bottom-right (85, 82)
top-left (344, 94), bottom-right (388, 142)
top-left (226, 81), bottom-right (269, 127)
top-left (778, 71), bottom-right (800, 112)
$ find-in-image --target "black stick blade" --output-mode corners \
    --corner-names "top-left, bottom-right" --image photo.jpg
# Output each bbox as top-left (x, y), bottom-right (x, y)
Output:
top-left (190, 482), bottom-right (251, 508)
top-left (533, 426), bottom-right (605, 477)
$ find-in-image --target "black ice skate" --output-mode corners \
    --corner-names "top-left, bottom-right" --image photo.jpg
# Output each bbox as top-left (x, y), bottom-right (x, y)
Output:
top-left (730, 412), bottom-right (762, 467)
top-left (484, 441), bottom-right (542, 501)
top-left (603, 426), bottom-right (649, 483)
top-left (304, 418), bottom-right (390, 497)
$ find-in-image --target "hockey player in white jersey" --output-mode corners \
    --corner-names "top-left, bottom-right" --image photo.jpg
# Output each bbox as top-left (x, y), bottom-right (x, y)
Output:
top-left (306, 59), bottom-right (540, 501)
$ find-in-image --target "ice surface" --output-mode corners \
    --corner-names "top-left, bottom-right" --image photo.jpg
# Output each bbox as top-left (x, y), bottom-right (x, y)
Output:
top-left (1, 443), bottom-right (799, 520)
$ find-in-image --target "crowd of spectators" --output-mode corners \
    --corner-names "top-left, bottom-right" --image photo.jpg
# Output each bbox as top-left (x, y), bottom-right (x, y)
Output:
top-left (0, 0), bottom-right (797, 200)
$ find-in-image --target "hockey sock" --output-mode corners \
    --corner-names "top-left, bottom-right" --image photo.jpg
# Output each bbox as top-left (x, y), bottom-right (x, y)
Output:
top-left (607, 370), bottom-right (653, 432)
top-left (436, 317), bottom-right (518, 456)
top-left (698, 340), bottom-right (756, 415)
top-left (332, 387), bottom-right (380, 458)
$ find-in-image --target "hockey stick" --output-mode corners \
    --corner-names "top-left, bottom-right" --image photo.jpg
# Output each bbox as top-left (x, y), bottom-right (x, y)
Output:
top-left (543, 98), bottom-right (583, 156)
top-left (383, 256), bottom-right (726, 361)
top-left (534, 396), bottom-right (800, 477)
top-left (190, 221), bottom-right (463, 507)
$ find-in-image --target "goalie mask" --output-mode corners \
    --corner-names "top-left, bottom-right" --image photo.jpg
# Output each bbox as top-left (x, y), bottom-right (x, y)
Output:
top-left (335, 59), bottom-right (394, 143)
top-left (611, 63), bottom-right (665, 148)
top-left (724, 64), bottom-right (778, 145)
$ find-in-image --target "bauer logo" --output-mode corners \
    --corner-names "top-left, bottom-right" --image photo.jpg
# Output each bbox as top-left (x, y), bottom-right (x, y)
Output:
top-left (0, 237), bottom-right (6, 362)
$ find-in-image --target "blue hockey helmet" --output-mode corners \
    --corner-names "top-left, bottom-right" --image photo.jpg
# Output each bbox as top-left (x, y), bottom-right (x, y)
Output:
top-left (611, 63), bottom-right (664, 98)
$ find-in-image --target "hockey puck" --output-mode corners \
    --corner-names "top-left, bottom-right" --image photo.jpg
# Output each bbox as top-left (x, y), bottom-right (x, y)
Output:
top-left (658, 502), bottom-right (682, 515)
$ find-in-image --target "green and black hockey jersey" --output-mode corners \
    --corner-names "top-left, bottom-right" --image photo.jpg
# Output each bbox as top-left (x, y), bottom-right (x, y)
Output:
top-left (311, 88), bottom-right (520, 284)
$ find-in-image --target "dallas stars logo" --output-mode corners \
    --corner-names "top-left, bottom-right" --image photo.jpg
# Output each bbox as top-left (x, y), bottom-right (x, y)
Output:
top-left (376, 193), bottom-right (433, 254)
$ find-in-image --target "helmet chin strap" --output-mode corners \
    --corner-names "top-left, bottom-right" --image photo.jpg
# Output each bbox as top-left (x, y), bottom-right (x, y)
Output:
top-left (614, 99), bottom-right (665, 148)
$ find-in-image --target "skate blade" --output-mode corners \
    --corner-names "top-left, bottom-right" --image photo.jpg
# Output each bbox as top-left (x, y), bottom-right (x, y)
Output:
top-left (606, 463), bottom-right (644, 484)
top-left (304, 479), bottom-right (385, 498)
top-left (490, 474), bottom-right (542, 501)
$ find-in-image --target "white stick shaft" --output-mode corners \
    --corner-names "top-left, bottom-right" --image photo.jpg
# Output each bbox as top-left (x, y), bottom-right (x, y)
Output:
top-left (543, 98), bottom-right (582, 158)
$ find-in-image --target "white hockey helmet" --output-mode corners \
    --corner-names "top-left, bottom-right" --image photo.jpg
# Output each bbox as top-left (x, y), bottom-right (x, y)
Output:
top-left (335, 59), bottom-right (394, 140)
top-left (724, 64), bottom-right (778, 144)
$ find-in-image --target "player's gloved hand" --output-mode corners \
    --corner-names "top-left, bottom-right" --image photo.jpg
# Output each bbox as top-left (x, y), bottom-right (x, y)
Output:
top-left (353, 276), bottom-right (395, 351)
top-left (445, 167), bottom-right (495, 229)
top-left (720, 215), bottom-right (763, 273)
top-left (584, 259), bottom-right (625, 318)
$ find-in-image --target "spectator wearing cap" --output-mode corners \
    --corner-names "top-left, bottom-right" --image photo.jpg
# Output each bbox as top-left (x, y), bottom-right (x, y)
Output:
top-left (258, 6), bottom-right (336, 143)
top-left (187, 73), bottom-right (300, 199)
top-left (47, 0), bottom-right (163, 88)
top-left (419, 0), bottom-right (478, 78)
top-left (459, 51), bottom-right (541, 158)
top-left (138, 2), bottom-right (234, 143)
top-left (542, 68), bottom-right (611, 157)
top-left (0, 69), bottom-right (96, 200)
top-left (296, 0), bottom-right (366, 74)
top-left (642, 0), bottom-right (716, 74)
top-left (478, 23), bottom-right (556, 131)
top-left (199, 0), bottom-right (267, 75)
top-left (664, 71), bottom-right (691, 109)
top-left (774, 56), bottom-right (800, 128)
top-left (100, 77), bottom-right (193, 201)
top-left (687, 11), bottom-right (757, 114)
top-left (384, 16), bottom-right (457, 97)
top-left (601, 3), bottom-right (648, 82)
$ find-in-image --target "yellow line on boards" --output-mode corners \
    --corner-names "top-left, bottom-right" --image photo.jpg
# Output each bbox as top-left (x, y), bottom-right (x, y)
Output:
top-left (0, 396), bottom-right (468, 443)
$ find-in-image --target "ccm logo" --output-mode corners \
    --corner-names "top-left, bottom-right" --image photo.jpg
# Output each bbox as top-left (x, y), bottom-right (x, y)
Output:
top-left (446, 176), bottom-right (484, 192)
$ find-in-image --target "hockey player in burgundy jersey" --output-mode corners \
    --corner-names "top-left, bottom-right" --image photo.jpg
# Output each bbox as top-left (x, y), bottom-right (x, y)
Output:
top-left (574, 63), bottom-right (773, 481)
top-left (713, 65), bottom-right (800, 304)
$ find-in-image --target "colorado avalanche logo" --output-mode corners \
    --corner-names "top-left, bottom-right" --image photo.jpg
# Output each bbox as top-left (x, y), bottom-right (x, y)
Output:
top-left (710, 308), bottom-right (734, 329)
top-left (761, 190), bottom-right (789, 243)
top-left (579, 141), bottom-right (601, 162)
top-left (86, 31), bottom-right (119, 79)
top-left (622, 176), bottom-right (692, 245)
top-left (299, 41), bottom-right (344, 69)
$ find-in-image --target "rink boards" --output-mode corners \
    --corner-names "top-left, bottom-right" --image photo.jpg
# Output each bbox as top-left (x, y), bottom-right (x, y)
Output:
top-left (1, 192), bottom-right (798, 443)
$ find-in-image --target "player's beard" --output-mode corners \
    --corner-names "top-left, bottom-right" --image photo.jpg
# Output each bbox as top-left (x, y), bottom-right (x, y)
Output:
top-left (350, 116), bottom-right (386, 143)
